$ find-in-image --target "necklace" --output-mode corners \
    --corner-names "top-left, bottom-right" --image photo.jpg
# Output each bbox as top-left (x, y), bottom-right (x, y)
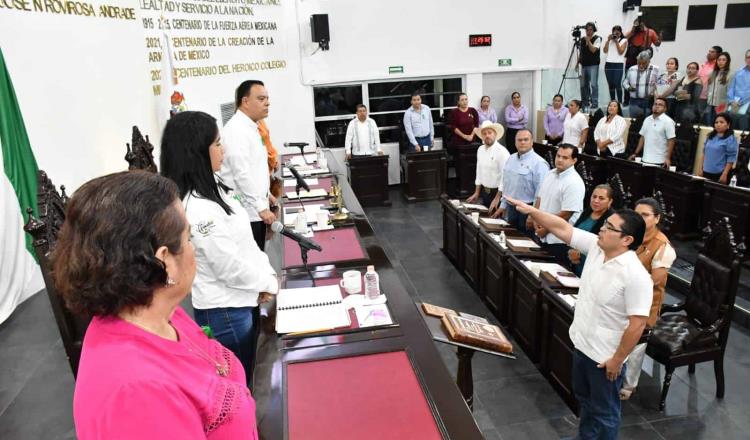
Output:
top-left (180, 329), bottom-right (229, 377)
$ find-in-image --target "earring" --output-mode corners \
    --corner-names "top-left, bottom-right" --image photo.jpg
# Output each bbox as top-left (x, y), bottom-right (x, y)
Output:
top-left (166, 277), bottom-right (177, 286)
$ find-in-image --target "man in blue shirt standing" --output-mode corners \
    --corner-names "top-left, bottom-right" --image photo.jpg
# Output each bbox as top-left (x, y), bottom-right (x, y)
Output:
top-left (728, 49), bottom-right (750, 131)
top-left (403, 91), bottom-right (434, 152)
top-left (491, 128), bottom-right (549, 233)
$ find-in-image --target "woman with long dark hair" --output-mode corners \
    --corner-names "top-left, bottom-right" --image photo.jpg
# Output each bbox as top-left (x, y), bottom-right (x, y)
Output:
top-left (160, 111), bottom-right (278, 383)
top-left (699, 112), bottom-right (738, 184)
top-left (594, 100), bottom-right (627, 157)
top-left (603, 25), bottom-right (628, 102)
top-left (504, 91), bottom-right (528, 154)
top-left (568, 184), bottom-right (615, 276)
top-left (621, 197), bottom-right (676, 400)
top-left (706, 52), bottom-right (733, 125)
top-left (667, 61), bottom-right (703, 124)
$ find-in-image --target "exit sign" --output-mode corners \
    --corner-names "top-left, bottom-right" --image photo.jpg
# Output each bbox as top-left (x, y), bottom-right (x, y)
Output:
top-left (389, 66), bottom-right (404, 74)
top-left (498, 58), bottom-right (512, 67)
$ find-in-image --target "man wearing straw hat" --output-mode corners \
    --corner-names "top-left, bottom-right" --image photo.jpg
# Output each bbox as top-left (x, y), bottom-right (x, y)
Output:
top-left (466, 120), bottom-right (510, 211)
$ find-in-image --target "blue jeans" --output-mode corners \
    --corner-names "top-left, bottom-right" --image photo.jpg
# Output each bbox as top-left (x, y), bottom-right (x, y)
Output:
top-left (194, 306), bottom-right (257, 384)
top-left (604, 62), bottom-right (624, 103)
top-left (572, 350), bottom-right (625, 440)
top-left (409, 135), bottom-right (432, 152)
top-left (628, 97), bottom-right (651, 119)
top-left (581, 65), bottom-right (600, 108)
top-left (505, 203), bottom-right (530, 234)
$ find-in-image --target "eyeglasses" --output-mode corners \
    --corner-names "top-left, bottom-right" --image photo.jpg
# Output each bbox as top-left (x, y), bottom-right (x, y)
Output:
top-left (602, 221), bottom-right (623, 233)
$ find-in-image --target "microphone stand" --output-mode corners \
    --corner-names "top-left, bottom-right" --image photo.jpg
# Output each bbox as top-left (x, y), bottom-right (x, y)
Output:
top-left (300, 246), bottom-right (316, 287)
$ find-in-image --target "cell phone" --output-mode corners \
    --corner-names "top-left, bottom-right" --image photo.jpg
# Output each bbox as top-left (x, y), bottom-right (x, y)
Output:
top-left (557, 271), bottom-right (577, 278)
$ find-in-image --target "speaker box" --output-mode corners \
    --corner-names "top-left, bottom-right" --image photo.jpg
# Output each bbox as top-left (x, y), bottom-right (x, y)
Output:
top-left (310, 14), bottom-right (330, 43)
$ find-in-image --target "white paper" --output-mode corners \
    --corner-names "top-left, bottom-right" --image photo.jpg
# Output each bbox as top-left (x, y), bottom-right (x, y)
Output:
top-left (507, 239), bottom-right (540, 248)
top-left (461, 203), bottom-right (488, 212)
top-left (481, 218), bottom-right (509, 226)
top-left (522, 261), bottom-right (568, 277)
top-left (312, 224), bottom-right (334, 232)
top-left (558, 293), bottom-right (577, 308)
top-left (284, 178), bottom-right (319, 188)
top-left (286, 188), bottom-right (328, 199)
top-left (290, 156), bottom-right (306, 166)
top-left (354, 304), bottom-right (393, 327)
top-left (276, 285), bottom-right (351, 334)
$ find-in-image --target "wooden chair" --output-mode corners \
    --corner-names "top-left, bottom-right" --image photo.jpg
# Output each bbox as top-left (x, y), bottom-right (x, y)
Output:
top-left (125, 126), bottom-right (158, 173)
top-left (672, 123), bottom-right (699, 173)
top-left (584, 108), bottom-right (604, 155)
top-left (607, 172), bottom-right (632, 209)
top-left (652, 190), bottom-right (675, 236)
top-left (624, 116), bottom-right (645, 158)
top-left (734, 132), bottom-right (750, 188)
top-left (575, 159), bottom-right (594, 202)
top-left (646, 217), bottom-right (743, 410)
top-left (23, 171), bottom-right (91, 378)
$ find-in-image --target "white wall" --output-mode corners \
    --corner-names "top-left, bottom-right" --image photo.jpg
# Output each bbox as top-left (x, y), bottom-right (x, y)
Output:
top-left (642, 0), bottom-right (750, 70)
top-left (8, 0), bottom-right (729, 194)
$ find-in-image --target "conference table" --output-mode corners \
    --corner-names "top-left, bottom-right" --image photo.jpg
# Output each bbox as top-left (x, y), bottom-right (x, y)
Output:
top-left (441, 195), bottom-right (583, 414)
top-left (254, 153), bottom-right (483, 439)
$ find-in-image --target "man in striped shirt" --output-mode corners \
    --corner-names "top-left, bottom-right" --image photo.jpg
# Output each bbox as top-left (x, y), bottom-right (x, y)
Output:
top-left (623, 51), bottom-right (659, 119)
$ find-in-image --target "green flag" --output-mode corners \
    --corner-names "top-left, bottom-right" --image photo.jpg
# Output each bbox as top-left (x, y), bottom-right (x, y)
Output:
top-left (0, 47), bottom-right (39, 256)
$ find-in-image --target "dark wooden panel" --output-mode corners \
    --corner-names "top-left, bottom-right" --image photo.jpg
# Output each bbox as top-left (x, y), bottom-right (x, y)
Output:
top-left (653, 168), bottom-right (703, 238)
top-left (401, 151), bottom-right (448, 202)
top-left (702, 181), bottom-right (750, 253)
top-left (578, 153), bottom-right (608, 186)
top-left (441, 198), bottom-right (460, 264)
top-left (479, 233), bottom-right (505, 316)
top-left (347, 155), bottom-right (390, 207)
top-left (458, 214), bottom-right (479, 291)
top-left (606, 157), bottom-right (657, 203)
top-left (508, 256), bottom-right (543, 362)
top-left (453, 145), bottom-right (478, 197)
top-left (540, 290), bottom-right (579, 414)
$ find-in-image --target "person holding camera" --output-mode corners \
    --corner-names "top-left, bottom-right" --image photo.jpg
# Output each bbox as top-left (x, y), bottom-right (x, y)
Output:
top-left (625, 18), bottom-right (661, 69)
top-left (603, 25), bottom-right (628, 103)
top-left (578, 22), bottom-right (602, 112)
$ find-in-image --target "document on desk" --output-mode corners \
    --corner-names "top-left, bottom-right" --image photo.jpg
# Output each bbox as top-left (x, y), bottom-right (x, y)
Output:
top-left (479, 218), bottom-right (509, 226)
top-left (507, 238), bottom-right (539, 248)
top-left (354, 303), bottom-right (393, 327)
top-left (461, 203), bottom-right (489, 212)
top-left (284, 178), bottom-right (319, 187)
top-left (286, 188), bottom-right (329, 199)
top-left (276, 285), bottom-right (351, 334)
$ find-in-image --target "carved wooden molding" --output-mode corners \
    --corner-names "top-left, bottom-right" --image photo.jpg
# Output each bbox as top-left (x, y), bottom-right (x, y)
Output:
top-left (701, 217), bottom-right (745, 265)
top-left (125, 126), bottom-right (158, 173)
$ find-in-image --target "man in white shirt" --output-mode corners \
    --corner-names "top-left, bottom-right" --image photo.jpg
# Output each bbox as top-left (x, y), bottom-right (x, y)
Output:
top-left (466, 120), bottom-right (510, 211)
top-left (623, 51), bottom-right (659, 119)
top-left (345, 104), bottom-right (383, 159)
top-left (220, 80), bottom-right (275, 250)
top-left (505, 195), bottom-right (652, 440)
top-left (528, 143), bottom-right (585, 259)
top-left (629, 98), bottom-right (676, 167)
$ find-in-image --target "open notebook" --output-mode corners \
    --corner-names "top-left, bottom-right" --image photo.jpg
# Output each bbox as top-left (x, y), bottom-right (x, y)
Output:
top-left (275, 285), bottom-right (351, 334)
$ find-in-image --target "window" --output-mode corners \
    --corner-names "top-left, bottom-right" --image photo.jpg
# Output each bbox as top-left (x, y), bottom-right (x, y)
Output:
top-left (726, 3), bottom-right (750, 28)
top-left (686, 5), bottom-right (717, 30)
top-left (313, 76), bottom-right (463, 148)
top-left (640, 6), bottom-right (679, 41)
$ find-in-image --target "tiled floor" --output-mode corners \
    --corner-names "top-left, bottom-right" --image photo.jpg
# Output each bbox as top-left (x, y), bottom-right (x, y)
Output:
top-left (1, 188), bottom-right (749, 439)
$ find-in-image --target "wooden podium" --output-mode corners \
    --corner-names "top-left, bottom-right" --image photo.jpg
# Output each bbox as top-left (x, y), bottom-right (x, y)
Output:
top-left (346, 154), bottom-right (390, 206)
top-left (400, 150), bottom-right (447, 202)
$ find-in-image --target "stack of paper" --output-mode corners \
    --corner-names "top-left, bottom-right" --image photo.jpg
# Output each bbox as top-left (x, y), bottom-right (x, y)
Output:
top-left (286, 188), bottom-right (329, 199)
top-left (276, 285), bottom-right (351, 334)
top-left (283, 178), bottom-right (319, 188)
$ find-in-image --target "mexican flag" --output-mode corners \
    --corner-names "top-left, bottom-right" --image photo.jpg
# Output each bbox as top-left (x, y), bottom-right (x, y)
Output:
top-left (0, 47), bottom-right (44, 324)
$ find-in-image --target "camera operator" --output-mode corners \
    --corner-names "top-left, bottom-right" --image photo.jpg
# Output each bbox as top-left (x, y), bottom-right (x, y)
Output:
top-left (578, 22), bottom-right (602, 112)
top-left (625, 18), bottom-right (661, 70)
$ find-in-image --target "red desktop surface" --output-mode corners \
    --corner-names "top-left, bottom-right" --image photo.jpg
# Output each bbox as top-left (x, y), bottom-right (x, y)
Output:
top-left (283, 226), bottom-right (366, 268)
top-left (286, 351), bottom-right (443, 440)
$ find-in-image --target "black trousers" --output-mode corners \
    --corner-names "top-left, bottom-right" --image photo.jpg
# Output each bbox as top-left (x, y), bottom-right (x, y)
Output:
top-left (251, 221), bottom-right (266, 251)
top-left (479, 187), bottom-right (499, 208)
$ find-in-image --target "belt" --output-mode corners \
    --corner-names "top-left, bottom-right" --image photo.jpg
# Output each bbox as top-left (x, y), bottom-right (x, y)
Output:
top-left (481, 186), bottom-right (497, 193)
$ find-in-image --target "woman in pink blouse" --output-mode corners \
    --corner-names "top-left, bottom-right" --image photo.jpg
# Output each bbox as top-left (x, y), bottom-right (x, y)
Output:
top-left (52, 171), bottom-right (258, 440)
top-left (504, 91), bottom-right (528, 154)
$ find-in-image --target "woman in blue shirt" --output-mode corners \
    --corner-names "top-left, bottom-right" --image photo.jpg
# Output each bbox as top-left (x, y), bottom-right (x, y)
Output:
top-left (699, 112), bottom-right (738, 184)
top-left (568, 184), bottom-right (614, 276)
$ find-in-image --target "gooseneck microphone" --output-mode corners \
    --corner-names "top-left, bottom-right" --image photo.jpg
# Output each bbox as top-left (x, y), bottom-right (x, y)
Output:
top-left (270, 221), bottom-right (322, 251)
top-left (287, 165), bottom-right (310, 192)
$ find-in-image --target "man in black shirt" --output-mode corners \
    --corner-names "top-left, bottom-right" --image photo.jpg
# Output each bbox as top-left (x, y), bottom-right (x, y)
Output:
top-left (579, 22), bottom-right (602, 112)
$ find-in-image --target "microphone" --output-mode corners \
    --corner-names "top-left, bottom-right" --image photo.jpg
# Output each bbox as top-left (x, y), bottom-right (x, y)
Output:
top-left (287, 165), bottom-right (310, 192)
top-left (271, 221), bottom-right (322, 251)
top-left (284, 142), bottom-right (309, 158)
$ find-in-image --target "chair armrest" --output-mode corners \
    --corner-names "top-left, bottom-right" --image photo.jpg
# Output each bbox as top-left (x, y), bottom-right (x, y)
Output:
top-left (660, 302), bottom-right (685, 313)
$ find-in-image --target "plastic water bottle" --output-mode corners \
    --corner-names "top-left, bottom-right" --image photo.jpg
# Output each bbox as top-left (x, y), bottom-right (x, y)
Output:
top-left (364, 265), bottom-right (380, 300)
top-left (729, 175), bottom-right (737, 187)
top-left (499, 231), bottom-right (506, 245)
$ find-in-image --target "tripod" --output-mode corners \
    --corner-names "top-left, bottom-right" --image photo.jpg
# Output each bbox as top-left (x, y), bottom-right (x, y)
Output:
top-left (557, 37), bottom-right (581, 97)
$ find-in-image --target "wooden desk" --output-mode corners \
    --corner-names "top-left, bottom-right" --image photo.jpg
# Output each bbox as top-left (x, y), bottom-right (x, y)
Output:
top-left (539, 287), bottom-right (579, 414)
top-left (457, 211), bottom-right (480, 291)
top-left (441, 197), bottom-right (461, 265)
top-left (400, 150), bottom-right (447, 202)
top-left (258, 151), bottom-right (483, 440)
top-left (346, 154), bottom-right (390, 207)
top-left (653, 168), bottom-right (704, 239)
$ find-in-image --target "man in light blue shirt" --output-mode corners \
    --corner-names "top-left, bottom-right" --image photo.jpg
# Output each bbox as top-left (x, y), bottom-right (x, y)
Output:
top-left (728, 49), bottom-right (750, 130)
top-left (403, 91), bottom-right (434, 152)
top-left (492, 128), bottom-right (549, 233)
